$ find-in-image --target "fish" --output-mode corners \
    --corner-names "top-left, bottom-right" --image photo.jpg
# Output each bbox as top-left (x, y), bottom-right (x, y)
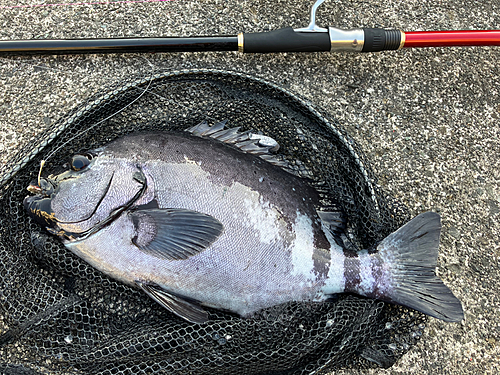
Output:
top-left (24, 121), bottom-right (464, 324)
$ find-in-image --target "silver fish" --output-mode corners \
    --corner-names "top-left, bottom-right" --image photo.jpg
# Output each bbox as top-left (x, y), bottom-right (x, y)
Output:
top-left (24, 121), bottom-right (464, 324)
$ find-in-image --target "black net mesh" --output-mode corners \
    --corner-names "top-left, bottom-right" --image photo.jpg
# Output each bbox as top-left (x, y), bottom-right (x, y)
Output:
top-left (0, 69), bottom-right (426, 375)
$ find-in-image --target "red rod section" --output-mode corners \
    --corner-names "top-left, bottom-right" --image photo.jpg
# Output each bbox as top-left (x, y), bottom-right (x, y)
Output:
top-left (403, 30), bottom-right (500, 48)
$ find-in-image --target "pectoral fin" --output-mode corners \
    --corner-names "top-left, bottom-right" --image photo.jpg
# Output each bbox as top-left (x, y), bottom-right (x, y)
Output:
top-left (130, 208), bottom-right (223, 261)
top-left (136, 281), bottom-right (209, 324)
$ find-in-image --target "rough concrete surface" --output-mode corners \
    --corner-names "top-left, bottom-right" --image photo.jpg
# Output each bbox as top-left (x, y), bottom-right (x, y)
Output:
top-left (0, 0), bottom-right (499, 374)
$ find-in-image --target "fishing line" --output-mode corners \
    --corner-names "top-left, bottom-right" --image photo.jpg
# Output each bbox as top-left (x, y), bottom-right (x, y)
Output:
top-left (0, 0), bottom-right (174, 10)
top-left (38, 56), bottom-right (157, 182)
top-left (0, 56), bottom-right (220, 188)
top-left (0, 57), bottom-right (72, 75)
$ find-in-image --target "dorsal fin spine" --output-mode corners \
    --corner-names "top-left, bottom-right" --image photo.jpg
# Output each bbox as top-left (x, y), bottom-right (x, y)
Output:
top-left (186, 121), bottom-right (288, 169)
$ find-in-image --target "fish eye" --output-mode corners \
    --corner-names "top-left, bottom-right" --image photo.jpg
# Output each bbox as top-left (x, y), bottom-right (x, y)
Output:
top-left (71, 155), bottom-right (91, 171)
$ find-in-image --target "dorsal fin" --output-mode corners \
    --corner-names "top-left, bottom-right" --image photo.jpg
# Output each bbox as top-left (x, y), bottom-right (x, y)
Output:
top-left (186, 121), bottom-right (288, 168)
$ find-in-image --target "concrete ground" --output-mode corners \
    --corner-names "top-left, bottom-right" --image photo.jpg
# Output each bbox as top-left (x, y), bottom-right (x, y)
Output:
top-left (0, 0), bottom-right (499, 374)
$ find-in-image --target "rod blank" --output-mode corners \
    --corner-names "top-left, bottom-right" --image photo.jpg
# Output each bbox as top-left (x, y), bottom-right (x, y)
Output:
top-left (403, 30), bottom-right (500, 48)
top-left (0, 36), bottom-right (238, 56)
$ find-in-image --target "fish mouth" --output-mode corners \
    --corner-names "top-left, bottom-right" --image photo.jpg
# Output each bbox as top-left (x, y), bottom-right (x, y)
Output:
top-left (25, 168), bottom-right (149, 241)
top-left (27, 184), bottom-right (43, 195)
top-left (24, 176), bottom-right (61, 230)
top-left (24, 193), bottom-right (56, 229)
top-left (26, 177), bottom-right (57, 197)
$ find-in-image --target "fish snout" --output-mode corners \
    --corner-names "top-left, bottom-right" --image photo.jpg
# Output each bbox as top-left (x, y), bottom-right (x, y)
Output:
top-left (23, 194), bottom-right (56, 228)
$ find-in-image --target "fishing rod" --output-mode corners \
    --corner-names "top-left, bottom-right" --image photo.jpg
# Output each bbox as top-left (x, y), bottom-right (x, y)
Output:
top-left (1, 0), bottom-right (499, 56)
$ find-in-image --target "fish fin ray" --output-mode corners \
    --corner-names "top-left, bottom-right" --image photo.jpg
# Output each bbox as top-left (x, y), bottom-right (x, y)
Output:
top-left (377, 212), bottom-right (464, 322)
top-left (130, 208), bottom-right (223, 261)
top-left (201, 120), bottom-right (227, 135)
top-left (185, 120), bottom-right (211, 136)
top-left (210, 126), bottom-right (242, 141)
top-left (136, 281), bottom-right (208, 324)
top-left (317, 209), bottom-right (346, 234)
top-left (259, 154), bottom-right (287, 166)
top-left (317, 208), bottom-right (358, 250)
top-left (185, 121), bottom-right (291, 169)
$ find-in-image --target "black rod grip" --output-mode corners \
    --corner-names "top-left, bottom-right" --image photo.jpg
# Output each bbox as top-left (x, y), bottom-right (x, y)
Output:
top-left (243, 27), bottom-right (331, 53)
top-left (362, 29), bottom-right (401, 52)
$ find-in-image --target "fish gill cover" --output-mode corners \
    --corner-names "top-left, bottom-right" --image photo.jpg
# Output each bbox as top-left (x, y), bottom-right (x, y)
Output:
top-left (0, 69), bottom-right (427, 374)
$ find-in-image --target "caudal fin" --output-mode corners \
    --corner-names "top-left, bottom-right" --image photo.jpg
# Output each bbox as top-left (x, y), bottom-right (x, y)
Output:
top-left (377, 212), bottom-right (464, 322)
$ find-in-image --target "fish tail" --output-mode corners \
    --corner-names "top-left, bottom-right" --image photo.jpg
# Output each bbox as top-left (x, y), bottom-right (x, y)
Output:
top-left (345, 212), bottom-right (464, 322)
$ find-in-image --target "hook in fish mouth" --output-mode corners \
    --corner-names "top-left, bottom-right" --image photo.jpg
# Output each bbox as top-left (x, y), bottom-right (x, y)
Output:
top-left (26, 177), bottom-right (56, 197)
top-left (24, 177), bottom-right (58, 229)
top-left (27, 184), bottom-right (43, 195)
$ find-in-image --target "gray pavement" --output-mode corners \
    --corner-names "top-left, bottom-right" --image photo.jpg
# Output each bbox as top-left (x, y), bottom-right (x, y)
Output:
top-left (1, 0), bottom-right (499, 374)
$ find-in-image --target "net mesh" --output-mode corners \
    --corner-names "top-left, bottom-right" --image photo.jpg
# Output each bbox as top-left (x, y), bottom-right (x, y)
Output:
top-left (0, 69), bottom-right (426, 375)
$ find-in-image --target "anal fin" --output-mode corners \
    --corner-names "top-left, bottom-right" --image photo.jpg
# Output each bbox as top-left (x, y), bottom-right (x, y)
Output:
top-left (136, 281), bottom-right (209, 324)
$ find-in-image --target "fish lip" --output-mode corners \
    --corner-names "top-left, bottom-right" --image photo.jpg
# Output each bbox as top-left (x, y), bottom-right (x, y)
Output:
top-left (23, 194), bottom-right (57, 228)
top-left (27, 184), bottom-right (44, 195)
top-left (26, 177), bottom-right (57, 197)
top-left (23, 194), bottom-right (38, 212)
top-left (24, 176), bottom-right (58, 228)
top-left (23, 194), bottom-right (48, 214)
